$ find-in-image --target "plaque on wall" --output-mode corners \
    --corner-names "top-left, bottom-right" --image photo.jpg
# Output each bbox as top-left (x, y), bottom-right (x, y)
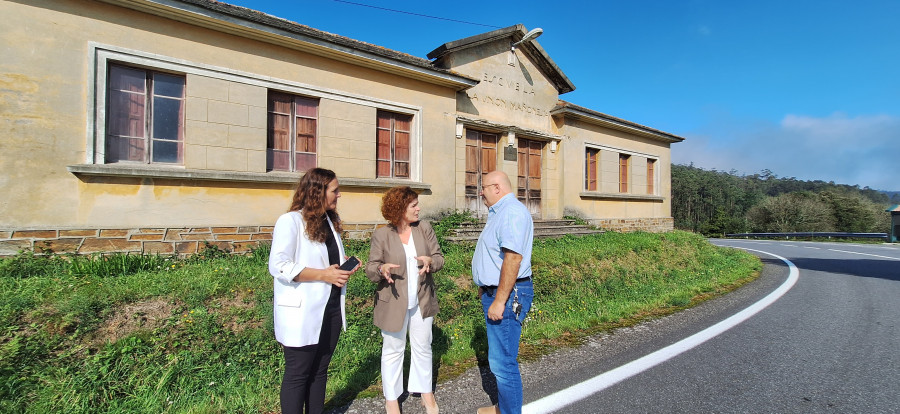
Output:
top-left (504, 146), bottom-right (518, 161)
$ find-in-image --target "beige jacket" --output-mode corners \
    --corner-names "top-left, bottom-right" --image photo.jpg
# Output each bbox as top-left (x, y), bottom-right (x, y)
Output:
top-left (365, 220), bottom-right (444, 332)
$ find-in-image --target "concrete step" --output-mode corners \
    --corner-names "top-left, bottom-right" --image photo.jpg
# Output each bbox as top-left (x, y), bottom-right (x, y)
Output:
top-left (455, 219), bottom-right (577, 228)
top-left (444, 220), bottom-right (604, 242)
top-left (450, 225), bottom-right (599, 236)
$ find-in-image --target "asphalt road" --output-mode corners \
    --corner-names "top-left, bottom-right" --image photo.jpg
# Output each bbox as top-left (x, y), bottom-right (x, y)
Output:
top-left (332, 240), bottom-right (900, 413)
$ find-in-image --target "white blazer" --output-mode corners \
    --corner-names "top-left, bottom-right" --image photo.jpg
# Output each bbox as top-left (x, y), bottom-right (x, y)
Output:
top-left (268, 211), bottom-right (347, 347)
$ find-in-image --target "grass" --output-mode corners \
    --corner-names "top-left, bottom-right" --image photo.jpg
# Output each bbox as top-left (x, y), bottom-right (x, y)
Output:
top-left (0, 222), bottom-right (760, 413)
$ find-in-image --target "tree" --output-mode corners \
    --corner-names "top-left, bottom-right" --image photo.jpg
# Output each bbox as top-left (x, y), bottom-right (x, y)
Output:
top-left (747, 193), bottom-right (833, 232)
top-left (672, 164), bottom-right (891, 235)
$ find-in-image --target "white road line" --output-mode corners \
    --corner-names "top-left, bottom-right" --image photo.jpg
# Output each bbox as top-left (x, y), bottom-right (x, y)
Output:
top-left (827, 249), bottom-right (900, 261)
top-left (523, 248), bottom-right (799, 414)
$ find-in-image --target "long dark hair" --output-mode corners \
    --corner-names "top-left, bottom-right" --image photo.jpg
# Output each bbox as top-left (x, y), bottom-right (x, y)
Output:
top-left (288, 168), bottom-right (342, 243)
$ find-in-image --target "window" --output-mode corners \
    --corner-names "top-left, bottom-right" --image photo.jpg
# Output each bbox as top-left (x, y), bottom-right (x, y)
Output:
top-left (619, 154), bottom-right (630, 193)
top-left (268, 92), bottom-right (318, 172)
top-left (647, 159), bottom-right (656, 194)
top-left (585, 147), bottom-right (599, 191)
top-left (376, 110), bottom-right (412, 178)
top-left (106, 64), bottom-right (185, 164)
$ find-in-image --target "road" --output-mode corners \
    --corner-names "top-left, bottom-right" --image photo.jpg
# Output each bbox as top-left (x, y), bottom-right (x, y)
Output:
top-left (333, 240), bottom-right (900, 413)
top-left (523, 240), bottom-right (900, 413)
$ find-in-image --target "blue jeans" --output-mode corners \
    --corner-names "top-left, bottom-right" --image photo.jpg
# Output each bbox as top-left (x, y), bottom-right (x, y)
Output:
top-left (480, 279), bottom-right (534, 414)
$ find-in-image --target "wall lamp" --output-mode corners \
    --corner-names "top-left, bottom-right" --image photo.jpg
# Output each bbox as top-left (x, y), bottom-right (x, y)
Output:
top-left (509, 27), bottom-right (543, 65)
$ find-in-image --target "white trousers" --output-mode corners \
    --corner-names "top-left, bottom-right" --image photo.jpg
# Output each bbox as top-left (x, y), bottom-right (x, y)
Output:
top-left (381, 306), bottom-right (434, 400)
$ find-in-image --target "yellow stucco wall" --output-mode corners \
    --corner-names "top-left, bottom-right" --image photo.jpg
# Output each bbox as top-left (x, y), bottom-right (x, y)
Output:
top-left (559, 118), bottom-right (673, 220)
top-left (1, 0), bottom-right (458, 228)
top-left (2, 0), bottom-right (677, 239)
top-left (452, 39), bottom-right (560, 132)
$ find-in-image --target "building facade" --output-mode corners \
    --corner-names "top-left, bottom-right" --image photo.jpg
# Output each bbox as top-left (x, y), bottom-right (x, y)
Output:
top-left (0, 0), bottom-right (683, 256)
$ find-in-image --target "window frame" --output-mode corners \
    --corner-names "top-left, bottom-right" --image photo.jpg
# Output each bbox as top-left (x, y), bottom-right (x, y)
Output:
top-left (618, 153), bottom-right (631, 193)
top-left (87, 45), bottom-right (423, 182)
top-left (582, 143), bottom-right (660, 198)
top-left (376, 110), bottom-right (414, 179)
top-left (105, 64), bottom-right (186, 165)
top-left (585, 147), bottom-right (600, 191)
top-left (647, 158), bottom-right (657, 195)
top-left (267, 91), bottom-right (319, 172)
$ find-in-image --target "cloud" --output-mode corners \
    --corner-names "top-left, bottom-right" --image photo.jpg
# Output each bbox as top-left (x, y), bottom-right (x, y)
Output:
top-left (673, 112), bottom-right (900, 190)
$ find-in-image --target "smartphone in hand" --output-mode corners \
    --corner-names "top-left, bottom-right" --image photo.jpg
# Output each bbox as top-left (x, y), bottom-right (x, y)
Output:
top-left (338, 256), bottom-right (360, 271)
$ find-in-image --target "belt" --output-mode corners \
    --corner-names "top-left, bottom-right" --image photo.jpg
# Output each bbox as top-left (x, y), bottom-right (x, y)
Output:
top-left (482, 276), bottom-right (531, 290)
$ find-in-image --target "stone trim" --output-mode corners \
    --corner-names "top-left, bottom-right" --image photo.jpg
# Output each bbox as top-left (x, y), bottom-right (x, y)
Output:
top-left (0, 223), bottom-right (388, 257)
top-left (579, 192), bottom-right (665, 202)
top-left (589, 217), bottom-right (674, 233)
top-left (67, 164), bottom-right (432, 191)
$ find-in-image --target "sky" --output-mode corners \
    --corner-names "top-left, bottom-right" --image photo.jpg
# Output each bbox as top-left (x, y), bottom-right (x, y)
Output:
top-left (225, 0), bottom-right (900, 191)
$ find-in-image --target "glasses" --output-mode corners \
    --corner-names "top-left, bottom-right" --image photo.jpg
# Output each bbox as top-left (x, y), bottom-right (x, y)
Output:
top-left (481, 183), bottom-right (499, 191)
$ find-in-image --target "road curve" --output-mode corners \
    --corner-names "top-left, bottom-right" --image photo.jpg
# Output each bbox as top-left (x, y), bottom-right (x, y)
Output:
top-left (529, 240), bottom-right (899, 413)
top-left (331, 241), bottom-right (900, 413)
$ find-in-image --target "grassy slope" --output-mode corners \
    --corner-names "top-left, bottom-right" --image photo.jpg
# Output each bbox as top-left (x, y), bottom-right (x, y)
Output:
top-left (0, 230), bottom-right (759, 413)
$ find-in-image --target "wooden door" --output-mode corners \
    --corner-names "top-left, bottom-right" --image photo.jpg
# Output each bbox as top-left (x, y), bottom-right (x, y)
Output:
top-left (465, 130), bottom-right (498, 217)
top-left (517, 139), bottom-right (542, 217)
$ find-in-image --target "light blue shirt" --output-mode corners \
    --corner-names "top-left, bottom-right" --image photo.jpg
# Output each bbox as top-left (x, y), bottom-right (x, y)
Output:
top-left (472, 193), bottom-right (534, 286)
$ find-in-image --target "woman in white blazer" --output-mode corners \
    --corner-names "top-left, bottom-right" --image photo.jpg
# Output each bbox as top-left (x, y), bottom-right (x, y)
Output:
top-left (268, 168), bottom-right (359, 414)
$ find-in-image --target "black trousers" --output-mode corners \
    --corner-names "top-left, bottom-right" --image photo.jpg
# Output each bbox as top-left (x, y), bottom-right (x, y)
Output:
top-left (280, 302), bottom-right (342, 414)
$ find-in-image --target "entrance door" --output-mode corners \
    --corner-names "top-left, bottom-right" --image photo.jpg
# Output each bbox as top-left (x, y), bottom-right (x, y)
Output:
top-left (517, 139), bottom-right (542, 217)
top-left (465, 130), bottom-right (498, 217)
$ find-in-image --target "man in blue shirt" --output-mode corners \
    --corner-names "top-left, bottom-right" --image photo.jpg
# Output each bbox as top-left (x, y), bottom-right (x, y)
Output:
top-left (472, 170), bottom-right (534, 414)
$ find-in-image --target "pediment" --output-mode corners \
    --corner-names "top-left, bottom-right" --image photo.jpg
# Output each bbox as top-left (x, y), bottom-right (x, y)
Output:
top-left (429, 25), bottom-right (574, 131)
top-left (428, 24), bottom-right (574, 95)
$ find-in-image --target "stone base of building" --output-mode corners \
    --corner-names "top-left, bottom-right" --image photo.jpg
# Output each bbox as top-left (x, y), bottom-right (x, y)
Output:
top-left (0, 226), bottom-right (272, 257)
top-left (0, 223), bottom-right (390, 258)
top-left (0, 219), bottom-right (672, 257)
top-left (589, 217), bottom-right (674, 233)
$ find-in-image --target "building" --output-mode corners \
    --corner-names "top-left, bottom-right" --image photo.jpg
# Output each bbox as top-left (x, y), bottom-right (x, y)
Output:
top-left (0, 0), bottom-right (684, 256)
top-left (888, 205), bottom-right (900, 243)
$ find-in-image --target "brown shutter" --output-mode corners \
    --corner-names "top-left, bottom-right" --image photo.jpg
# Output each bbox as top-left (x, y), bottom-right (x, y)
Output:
top-left (268, 92), bottom-right (292, 171)
top-left (106, 65), bottom-right (147, 163)
top-left (376, 111), bottom-right (392, 177)
top-left (294, 96), bottom-right (318, 172)
top-left (619, 154), bottom-right (630, 193)
top-left (586, 148), bottom-right (598, 191)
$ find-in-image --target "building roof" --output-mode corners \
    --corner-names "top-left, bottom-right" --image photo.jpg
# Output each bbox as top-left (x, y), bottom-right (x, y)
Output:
top-left (101, 0), bottom-right (479, 90)
top-left (104, 1), bottom-right (683, 143)
top-left (427, 24), bottom-right (576, 94)
top-left (887, 205), bottom-right (900, 212)
top-left (551, 101), bottom-right (686, 144)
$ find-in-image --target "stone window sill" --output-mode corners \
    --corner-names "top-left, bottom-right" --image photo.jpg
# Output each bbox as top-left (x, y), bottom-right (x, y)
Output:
top-left (67, 164), bottom-right (431, 191)
top-left (580, 191), bottom-right (664, 202)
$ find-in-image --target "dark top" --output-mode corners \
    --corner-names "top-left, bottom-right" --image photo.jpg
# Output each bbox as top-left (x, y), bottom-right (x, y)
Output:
top-left (324, 217), bottom-right (341, 308)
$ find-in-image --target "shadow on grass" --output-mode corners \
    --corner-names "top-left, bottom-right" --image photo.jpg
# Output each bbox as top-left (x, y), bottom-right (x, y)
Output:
top-left (326, 352), bottom-right (381, 413)
top-left (324, 322), bottom-right (457, 413)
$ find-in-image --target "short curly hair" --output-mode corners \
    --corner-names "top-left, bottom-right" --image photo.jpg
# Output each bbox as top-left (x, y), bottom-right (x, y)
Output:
top-left (381, 186), bottom-right (419, 226)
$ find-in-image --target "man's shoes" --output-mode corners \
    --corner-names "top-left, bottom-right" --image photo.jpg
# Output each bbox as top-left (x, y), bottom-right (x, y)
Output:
top-left (476, 405), bottom-right (500, 414)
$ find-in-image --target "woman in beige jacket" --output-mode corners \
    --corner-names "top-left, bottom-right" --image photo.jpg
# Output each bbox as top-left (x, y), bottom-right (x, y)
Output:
top-left (366, 186), bottom-right (444, 414)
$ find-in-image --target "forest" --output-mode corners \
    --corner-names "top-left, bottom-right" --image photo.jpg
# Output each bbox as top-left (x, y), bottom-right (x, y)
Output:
top-left (671, 164), bottom-right (898, 236)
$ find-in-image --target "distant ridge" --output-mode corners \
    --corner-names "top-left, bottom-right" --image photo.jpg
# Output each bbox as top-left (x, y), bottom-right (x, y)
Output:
top-left (883, 191), bottom-right (900, 203)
